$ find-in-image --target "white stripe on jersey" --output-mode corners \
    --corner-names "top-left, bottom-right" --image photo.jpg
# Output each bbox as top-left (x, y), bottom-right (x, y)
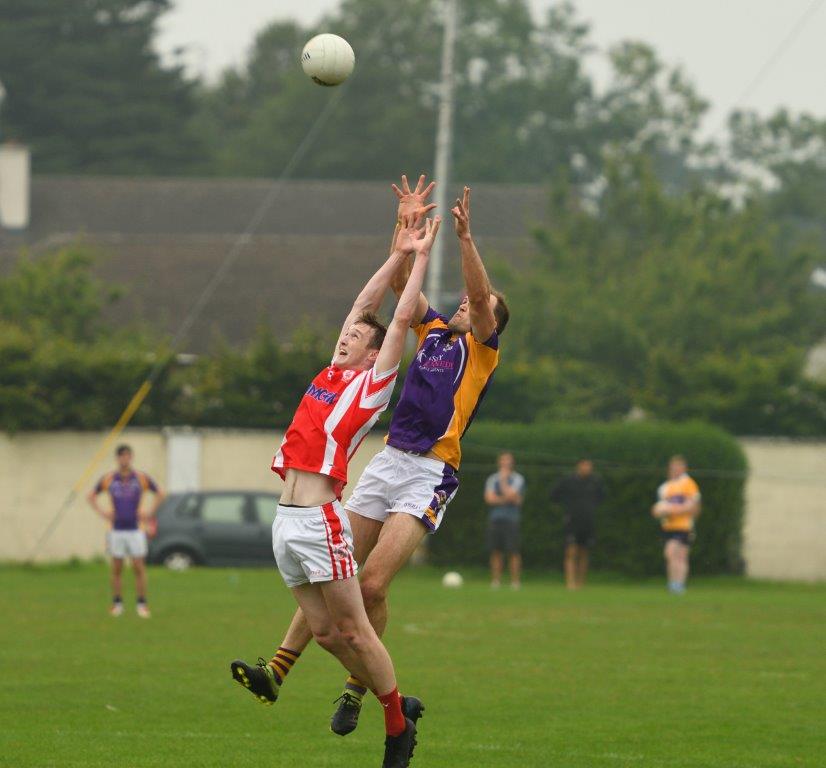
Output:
top-left (320, 370), bottom-right (368, 477)
top-left (349, 368), bottom-right (397, 458)
top-left (273, 434), bottom-right (288, 469)
top-left (360, 364), bottom-right (398, 410)
top-left (453, 337), bottom-right (467, 385)
top-left (371, 363), bottom-right (399, 383)
top-left (348, 409), bottom-right (383, 460)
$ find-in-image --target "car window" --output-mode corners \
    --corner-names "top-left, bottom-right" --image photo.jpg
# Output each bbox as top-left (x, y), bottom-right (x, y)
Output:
top-left (200, 495), bottom-right (247, 524)
top-left (176, 495), bottom-right (200, 519)
top-left (254, 495), bottom-right (280, 526)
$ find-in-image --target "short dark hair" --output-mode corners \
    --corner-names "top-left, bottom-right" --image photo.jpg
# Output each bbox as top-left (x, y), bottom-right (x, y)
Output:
top-left (491, 289), bottom-right (510, 335)
top-left (115, 444), bottom-right (132, 456)
top-left (355, 312), bottom-right (387, 350)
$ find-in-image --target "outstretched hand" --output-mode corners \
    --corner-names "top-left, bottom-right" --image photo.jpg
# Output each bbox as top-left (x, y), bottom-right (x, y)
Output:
top-left (396, 214), bottom-right (442, 256)
top-left (412, 216), bottom-right (441, 256)
top-left (392, 174), bottom-right (437, 220)
top-left (451, 186), bottom-right (471, 240)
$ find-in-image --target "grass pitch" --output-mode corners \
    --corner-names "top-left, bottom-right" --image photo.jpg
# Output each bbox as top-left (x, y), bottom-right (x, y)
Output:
top-left (0, 563), bottom-right (823, 768)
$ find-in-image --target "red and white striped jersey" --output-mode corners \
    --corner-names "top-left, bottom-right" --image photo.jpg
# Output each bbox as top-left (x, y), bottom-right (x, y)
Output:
top-left (272, 363), bottom-right (399, 498)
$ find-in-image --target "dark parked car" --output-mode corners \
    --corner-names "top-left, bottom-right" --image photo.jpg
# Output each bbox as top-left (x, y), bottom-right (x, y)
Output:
top-left (148, 490), bottom-right (281, 569)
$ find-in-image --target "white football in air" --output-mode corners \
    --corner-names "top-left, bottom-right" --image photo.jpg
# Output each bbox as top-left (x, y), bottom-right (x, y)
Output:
top-left (301, 34), bottom-right (355, 86)
top-left (442, 571), bottom-right (464, 588)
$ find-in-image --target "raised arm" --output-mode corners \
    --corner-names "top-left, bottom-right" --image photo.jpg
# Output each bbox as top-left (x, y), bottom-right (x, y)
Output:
top-left (336, 237), bottom-right (414, 357)
top-left (390, 174), bottom-right (435, 324)
top-left (452, 186), bottom-right (497, 342)
top-left (374, 216), bottom-right (442, 376)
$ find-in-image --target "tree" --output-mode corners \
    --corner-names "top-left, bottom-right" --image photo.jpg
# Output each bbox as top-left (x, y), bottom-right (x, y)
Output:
top-left (0, 0), bottom-right (203, 173)
top-left (0, 244), bottom-right (119, 342)
top-left (195, 0), bottom-right (709, 185)
top-left (486, 156), bottom-right (826, 435)
top-left (728, 109), bottom-right (826, 232)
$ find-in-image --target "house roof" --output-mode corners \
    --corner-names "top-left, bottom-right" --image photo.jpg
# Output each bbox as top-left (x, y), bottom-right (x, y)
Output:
top-left (0, 176), bottom-right (548, 351)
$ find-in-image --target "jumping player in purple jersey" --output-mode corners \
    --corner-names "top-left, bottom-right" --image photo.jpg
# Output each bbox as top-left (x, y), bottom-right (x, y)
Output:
top-left (88, 444), bottom-right (165, 618)
top-left (241, 174), bottom-right (510, 735)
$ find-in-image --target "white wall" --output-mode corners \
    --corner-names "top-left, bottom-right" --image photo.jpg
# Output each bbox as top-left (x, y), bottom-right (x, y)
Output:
top-left (740, 439), bottom-right (826, 582)
top-left (0, 428), bottom-right (385, 564)
top-left (2, 430), bottom-right (824, 581)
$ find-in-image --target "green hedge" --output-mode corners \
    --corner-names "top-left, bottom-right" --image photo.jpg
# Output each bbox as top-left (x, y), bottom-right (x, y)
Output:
top-left (428, 421), bottom-right (747, 576)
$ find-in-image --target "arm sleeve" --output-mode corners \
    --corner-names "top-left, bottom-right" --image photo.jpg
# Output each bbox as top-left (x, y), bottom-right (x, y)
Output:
top-left (687, 477), bottom-right (701, 500)
top-left (413, 307), bottom-right (448, 346)
top-left (361, 366), bottom-right (399, 412)
top-left (94, 473), bottom-right (112, 494)
top-left (471, 328), bottom-right (499, 350)
top-left (484, 475), bottom-right (497, 495)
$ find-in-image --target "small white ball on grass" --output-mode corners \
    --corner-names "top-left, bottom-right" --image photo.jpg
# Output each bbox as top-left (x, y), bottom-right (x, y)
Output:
top-left (442, 571), bottom-right (464, 588)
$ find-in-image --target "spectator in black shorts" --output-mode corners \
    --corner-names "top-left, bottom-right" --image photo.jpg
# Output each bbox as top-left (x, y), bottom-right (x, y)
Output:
top-left (484, 452), bottom-right (525, 590)
top-left (550, 459), bottom-right (606, 590)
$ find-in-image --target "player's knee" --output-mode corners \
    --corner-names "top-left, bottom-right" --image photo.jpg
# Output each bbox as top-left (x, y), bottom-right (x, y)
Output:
top-left (335, 618), bottom-right (371, 652)
top-left (312, 626), bottom-right (342, 654)
top-left (359, 577), bottom-right (387, 611)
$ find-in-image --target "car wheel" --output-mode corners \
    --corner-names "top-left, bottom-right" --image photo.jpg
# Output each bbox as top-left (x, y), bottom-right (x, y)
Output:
top-left (163, 550), bottom-right (195, 571)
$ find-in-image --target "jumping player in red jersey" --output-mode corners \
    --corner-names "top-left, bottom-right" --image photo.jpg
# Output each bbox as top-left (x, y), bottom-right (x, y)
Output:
top-left (231, 213), bottom-right (441, 768)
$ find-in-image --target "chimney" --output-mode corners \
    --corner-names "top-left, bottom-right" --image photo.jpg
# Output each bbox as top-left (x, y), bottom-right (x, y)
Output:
top-left (0, 142), bottom-right (31, 230)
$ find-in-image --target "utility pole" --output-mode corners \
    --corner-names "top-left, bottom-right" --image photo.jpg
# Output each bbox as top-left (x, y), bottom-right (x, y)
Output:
top-left (427, 0), bottom-right (459, 312)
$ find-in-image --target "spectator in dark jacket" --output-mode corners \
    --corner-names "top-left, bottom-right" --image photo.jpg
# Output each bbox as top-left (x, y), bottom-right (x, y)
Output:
top-left (550, 459), bottom-right (606, 589)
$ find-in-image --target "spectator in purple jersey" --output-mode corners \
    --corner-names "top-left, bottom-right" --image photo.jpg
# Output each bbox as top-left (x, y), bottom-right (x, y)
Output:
top-left (87, 444), bottom-right (165, 618)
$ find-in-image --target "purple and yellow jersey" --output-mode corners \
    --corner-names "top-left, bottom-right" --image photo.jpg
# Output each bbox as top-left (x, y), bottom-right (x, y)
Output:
top-left (387, 306), bottom-right (499, 469)
top-left (94, 471), bottom-right (158, 531)
top-left (657, 474), bottom-right (701, 532)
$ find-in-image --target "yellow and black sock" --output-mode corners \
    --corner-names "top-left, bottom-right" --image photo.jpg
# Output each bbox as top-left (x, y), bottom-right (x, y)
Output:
top-left (343, 675), bottom-right (368, 701)
top-left (268, 646), bottom-right (300, 685)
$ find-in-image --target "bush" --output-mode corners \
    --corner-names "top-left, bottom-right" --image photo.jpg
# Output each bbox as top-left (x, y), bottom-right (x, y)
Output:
top-left (428, 420), bottom-right (747, 576)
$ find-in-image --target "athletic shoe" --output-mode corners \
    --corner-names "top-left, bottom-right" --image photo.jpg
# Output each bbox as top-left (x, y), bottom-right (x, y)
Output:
top-left (330, 692), bottom-right (363, 736)
top-left (230, 658), bottom-right (280, 705)
top-left (401, 696), bottom-right (424, 761)
top-left (136, 603), bottom-right (151, 619)
top-left (401, 696), bottom-right (425, 726)
top-left (382, 717), bottom-right (417, 768)
top-left (110, 602), bottom-right (124, 617)
top-left (331, 693), bottom-right (425, 738)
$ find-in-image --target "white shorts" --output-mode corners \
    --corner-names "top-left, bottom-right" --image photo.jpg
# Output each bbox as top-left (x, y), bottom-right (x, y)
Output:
top-left (346, 446), bottom-right (459, 532)
top-left (272, 501), bottom-right (357, 588)
top-left (107, 530), bottom-right (148, 560)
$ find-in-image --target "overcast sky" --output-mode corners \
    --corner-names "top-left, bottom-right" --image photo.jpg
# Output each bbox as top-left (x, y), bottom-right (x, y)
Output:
top-left (157, 0), bottom-right (826, 137)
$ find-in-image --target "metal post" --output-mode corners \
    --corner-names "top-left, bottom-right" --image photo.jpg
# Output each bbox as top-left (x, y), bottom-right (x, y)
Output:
top-left (427, 0), bottom-right (459, 313)
top-left (0, 79), bottom-right (5, 140)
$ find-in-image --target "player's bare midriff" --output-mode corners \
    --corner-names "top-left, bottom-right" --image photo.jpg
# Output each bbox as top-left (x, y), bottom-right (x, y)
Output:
top-left (280, 467), bottom-right (338, 507)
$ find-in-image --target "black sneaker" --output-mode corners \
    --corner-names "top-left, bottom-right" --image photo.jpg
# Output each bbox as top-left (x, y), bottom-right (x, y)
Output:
top-left (330, 692), bottom-right (363, 736)
top-left (230, 658), bottom-right (280, 705)
top-left (382, 717), bottom-right (417, 768)
top-left (401, 696), bottom-right (425, 725)
top-left (401, 696), bottom-right (424, 759)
